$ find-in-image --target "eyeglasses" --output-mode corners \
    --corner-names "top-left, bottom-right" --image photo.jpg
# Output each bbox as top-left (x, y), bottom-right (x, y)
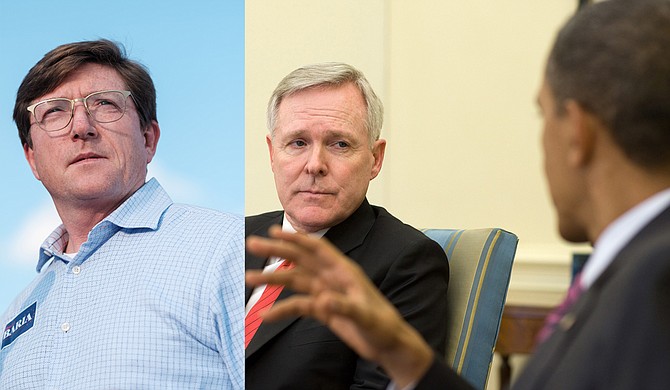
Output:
top-left (27, 90), bottom-right (133, 132)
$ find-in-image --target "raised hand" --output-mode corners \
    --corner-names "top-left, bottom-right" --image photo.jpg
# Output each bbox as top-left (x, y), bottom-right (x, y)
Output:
top-left (245, 225), bottom-right (433, 388)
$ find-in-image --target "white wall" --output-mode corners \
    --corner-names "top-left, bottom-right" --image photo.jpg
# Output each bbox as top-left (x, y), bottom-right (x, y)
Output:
top-left (246, 1), bottom-right (590, 306)
top-left (246, 0), bottom-right (387, 214)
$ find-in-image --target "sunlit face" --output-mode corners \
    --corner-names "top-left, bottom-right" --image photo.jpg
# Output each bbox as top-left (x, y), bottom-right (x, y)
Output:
top-left (538, 79), bottom-right (588, 242)
top-left (267, 83), bottom-right (385, 233)
top-left (24, 63), bottom-right (159, 213)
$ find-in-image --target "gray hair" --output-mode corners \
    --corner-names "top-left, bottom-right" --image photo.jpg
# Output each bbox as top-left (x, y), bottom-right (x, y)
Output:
top-left (267, 62), bottom-right (384, 145)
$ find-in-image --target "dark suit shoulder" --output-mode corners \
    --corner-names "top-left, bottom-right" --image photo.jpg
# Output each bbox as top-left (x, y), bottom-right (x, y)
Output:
top-left (366, 204), bottom-right (446, 255)
top-left (515, 205), bottom-right (670, 390)
top-left (245, 210), bottom-right (283, 236)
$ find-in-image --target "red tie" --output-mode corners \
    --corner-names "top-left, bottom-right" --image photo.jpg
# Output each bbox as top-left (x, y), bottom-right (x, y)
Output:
top-left (537, 273), bottom-right (585, 344)
top-left (245, 260), bottom-right (294, 348)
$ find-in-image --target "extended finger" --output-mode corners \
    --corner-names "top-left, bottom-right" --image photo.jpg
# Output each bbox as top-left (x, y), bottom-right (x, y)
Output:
top-left (247, 234), bottom-right (336, 275)
top-left (265, 226), bottom-right (359, 273)
top-left (246, 234), bottom-right (307, 265)
top-left (262, 295), bottom-right (316, 322)
top-left (267, 227), bottom-right (337, 258)
top-left (245, 269), bottom-right (315, 294)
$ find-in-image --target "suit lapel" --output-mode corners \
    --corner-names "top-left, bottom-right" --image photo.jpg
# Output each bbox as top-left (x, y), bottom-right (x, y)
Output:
top-left (323, 198), bottom-right (376, 255)
top-left (245, 287), bottom-right (300, 357)
top-left (246, 212), bottom-right (299, 358)
top-left (245, 200), bottom-right (376, 358)
top-left (515, 204), bottom-right (670, 388)
top-left (590, 204), bottom-right (670, 291)
top-left (245, 213), bottom-right (282, 301)
top-left (514, 287), bottom-right (600, 388)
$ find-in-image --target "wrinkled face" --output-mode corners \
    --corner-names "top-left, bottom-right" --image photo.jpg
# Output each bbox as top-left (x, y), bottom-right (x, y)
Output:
top-left (267, 83), bottom-right (385, 233)
top-left (24, 63), bottom-right (159, 213)
top-left (538, 79), bottom-right (588, 242)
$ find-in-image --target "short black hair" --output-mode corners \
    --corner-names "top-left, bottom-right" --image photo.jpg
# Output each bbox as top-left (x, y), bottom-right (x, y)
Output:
top-left (547, 0), bottom-right (670, 168)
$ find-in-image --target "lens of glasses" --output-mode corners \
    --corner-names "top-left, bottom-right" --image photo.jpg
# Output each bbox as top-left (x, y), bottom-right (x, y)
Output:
top-left (32, 90), bottom-right (130, 132)
top-left (33, 99), bottom-right (72, 132)
top-left (85, 90), bottom-right (129, 123)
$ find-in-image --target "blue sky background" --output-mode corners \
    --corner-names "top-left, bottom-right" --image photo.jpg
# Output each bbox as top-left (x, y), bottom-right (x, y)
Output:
top-left (0, 1), bottom-right (244, 312)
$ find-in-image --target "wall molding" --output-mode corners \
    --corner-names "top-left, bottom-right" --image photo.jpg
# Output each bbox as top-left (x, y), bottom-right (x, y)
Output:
top-left (505, 244), bottom-right (590, 306)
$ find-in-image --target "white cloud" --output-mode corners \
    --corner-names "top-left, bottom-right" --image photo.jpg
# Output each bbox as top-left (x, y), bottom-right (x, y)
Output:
top-left (147, 160), bottom-right (205, 204)
top-left (7, 200), bottom-right (60, 266)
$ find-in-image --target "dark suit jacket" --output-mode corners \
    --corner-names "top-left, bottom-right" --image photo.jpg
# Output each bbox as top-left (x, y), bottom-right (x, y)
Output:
top-left (245, 199), bottom-right (450, 390)
top-left (415, 204), bottom-right (670, 390)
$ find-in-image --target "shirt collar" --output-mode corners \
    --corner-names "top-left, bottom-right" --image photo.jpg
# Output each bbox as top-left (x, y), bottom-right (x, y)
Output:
top-left (581, 187), bottom-right (670, 288)
top-left (37, 224), bottom-right (69, 271)
top-left (36, 178), bottom-right (172, 272)
top-left (280, 217), bottom-right (329, 238)
top-left (104, 178), bottom-right (172, 230)
top-left (264, 216), bottom-right (329, 266)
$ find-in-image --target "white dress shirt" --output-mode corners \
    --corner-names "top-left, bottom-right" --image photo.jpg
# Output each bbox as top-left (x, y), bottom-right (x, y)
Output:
top-left (245, 219), bottom-right (328, 315)
top-left (581, 187), bottom-right (670, 289)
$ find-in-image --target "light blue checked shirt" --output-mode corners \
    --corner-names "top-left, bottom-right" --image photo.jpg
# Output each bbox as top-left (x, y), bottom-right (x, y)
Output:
top-left (0, 178), bottom-right (244, 389)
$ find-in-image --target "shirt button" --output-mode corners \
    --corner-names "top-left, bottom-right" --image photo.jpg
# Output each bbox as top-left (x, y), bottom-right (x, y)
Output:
top-left (72, 266), bottom-right (81, 275)
top-left (61, 322), bottom-right (71, 332)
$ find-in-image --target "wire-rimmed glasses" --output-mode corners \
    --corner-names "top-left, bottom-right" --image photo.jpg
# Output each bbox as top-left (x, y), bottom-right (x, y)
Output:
top-left (27, 90), bottom-right (132, 132)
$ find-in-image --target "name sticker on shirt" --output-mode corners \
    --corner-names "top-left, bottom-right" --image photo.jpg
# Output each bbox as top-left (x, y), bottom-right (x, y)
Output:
top-left (2, 301), bottom-right (37, 349)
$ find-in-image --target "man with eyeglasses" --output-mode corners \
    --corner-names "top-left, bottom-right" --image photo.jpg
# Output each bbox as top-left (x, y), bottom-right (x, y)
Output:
top-left (0, 40), bottom-right (243, 389)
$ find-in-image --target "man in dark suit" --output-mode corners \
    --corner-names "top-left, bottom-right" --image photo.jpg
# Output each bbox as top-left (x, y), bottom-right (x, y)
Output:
top-left (246, 1), bottom-right (670, 389)
top-left (245, 62), bottom-right (449, 389)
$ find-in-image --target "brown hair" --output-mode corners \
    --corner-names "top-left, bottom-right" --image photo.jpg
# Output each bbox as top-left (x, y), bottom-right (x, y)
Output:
top-left (14, 39), bottom-right (157, 148)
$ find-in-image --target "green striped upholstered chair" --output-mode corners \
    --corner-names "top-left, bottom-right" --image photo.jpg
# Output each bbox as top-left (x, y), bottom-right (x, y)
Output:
top-left (422, 228), bottom-right (518, 390)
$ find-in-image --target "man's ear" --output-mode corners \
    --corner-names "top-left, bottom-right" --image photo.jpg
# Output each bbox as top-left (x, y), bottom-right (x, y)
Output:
top-left (266, 134), bottom-right (275, 168)
top-left (369, 139), bottom-right (386, 180)
top-left (144, 120), bottom-right (161, 164)
top-left (564, 100), bottom-right (596, 168)
top-left (23, 143), bottom-right (41, 181)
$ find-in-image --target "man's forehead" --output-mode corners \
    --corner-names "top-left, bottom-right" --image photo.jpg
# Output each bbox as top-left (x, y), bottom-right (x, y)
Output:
top-left (276, 126), bottom-right (356, 140)
top-left (278, 87), bottom-right (364, 120)
top-left (274, 108), bottom-right (365, 139)
top-left (281, 83), bottom-right (363, 107)
top-left (37, 63), bottom-right (126, 100)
